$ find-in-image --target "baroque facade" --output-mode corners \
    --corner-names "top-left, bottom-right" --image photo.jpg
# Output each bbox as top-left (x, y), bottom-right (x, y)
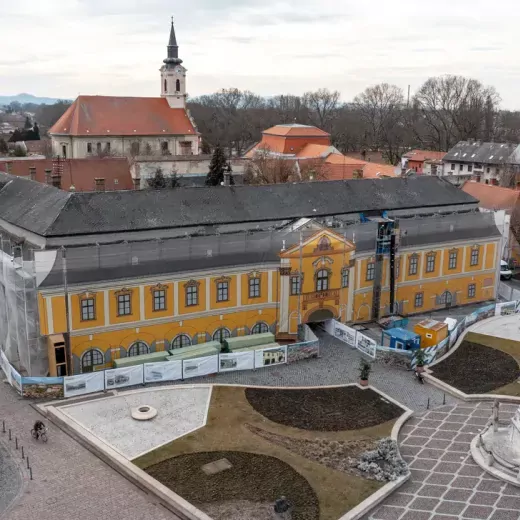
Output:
top-left (0, 173), bottom-right (501, 376)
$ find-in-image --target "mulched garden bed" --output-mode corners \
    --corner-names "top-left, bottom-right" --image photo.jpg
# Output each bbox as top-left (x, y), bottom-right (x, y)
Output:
top-left (146, 450), bottom-right (319, 520)
top-left (432, 340), bottom-right (520, 394)
top-left (245, 386), bottom-right (402, 431)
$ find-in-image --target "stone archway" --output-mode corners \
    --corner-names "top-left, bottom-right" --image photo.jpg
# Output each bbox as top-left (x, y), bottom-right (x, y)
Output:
top-left (306, 308), bottom-right (335, 323)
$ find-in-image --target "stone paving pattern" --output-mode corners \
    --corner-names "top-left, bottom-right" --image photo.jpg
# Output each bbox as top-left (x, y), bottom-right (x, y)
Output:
top-left (0, 438), bottom-right (23, 516)
top-left (0, 384), bottom-right (180, 520)
top-left (365, 402), bottom-right (520, 520)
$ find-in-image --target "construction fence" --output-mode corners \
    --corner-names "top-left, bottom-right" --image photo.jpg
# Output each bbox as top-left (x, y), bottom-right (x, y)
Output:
top-left (0, 325), bottom-right (320, 399)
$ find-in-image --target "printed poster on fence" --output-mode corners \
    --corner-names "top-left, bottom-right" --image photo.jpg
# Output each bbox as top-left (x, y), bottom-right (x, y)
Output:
top-left (219, 352), bottom-right (255, 373)
top-left (182, 355), bottom-right (219, 379)
top-left (355, 332), bottom-right (377, 359)
top-left (0, 350), bottom-right (11, 385)
top-left (333, 322), bottom-right (357, 348)
top-left (64, 372), bottom-right (105, 398)
top-left (254, 345), bottom-right (287, 368)
top-left (495, 300), bottom-right (517, 316)
top-left (144, 360), bottom-right (182, 383)
top-left (105, 365), bottom-right (143, 389)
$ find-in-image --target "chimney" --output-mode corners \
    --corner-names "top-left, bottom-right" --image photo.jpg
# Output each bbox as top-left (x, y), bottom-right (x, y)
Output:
top-left (94, 177), bottom-right (106, 191)
top-left (51, 174), bottom-right (62, 189)
top-left (29, 166), bottom-right (36, 181)
top-left (353, 169), bottom-right (363, 179)
top-left (133, 177), bottom-right (141, 190)
top-left (44, 169), bottom-right (52, 184)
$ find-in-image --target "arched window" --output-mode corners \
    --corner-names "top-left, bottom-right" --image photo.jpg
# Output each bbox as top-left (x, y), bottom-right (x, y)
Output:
top-left (176, 79), bottom-right (181, 92)
top-left (213, 328), bottom-right (231, 343)
top-left (252, 322), bottom-right (269, 334)
top-left (81, 348), bottom-right (104, 373)
top-left (128, 341), bottom-right (149, 357)
top-left (172, 334), bottom-right (191, 349)
top-left (164, 78), bottom-right (168, 93)
top-left (317, 236), bottom-right (331, 251)
top-left (315, 269), bottom-right (329, 292)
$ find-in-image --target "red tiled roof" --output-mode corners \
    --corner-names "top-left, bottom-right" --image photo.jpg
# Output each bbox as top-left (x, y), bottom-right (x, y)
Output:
top-left (262, 124), bottom-right (330, 137)
top-left (49, 96), bottom-right (197, 137)
top-left (296, 144), bottom-right (336, 158)
top-left (403, 149), bottom-right (446, 162)
top-left (361, 162), bottom-right (400, 179)
top-left (0, 158), bottom-right (133, 191)
top-left (461, 181), bottom-right (520, 211)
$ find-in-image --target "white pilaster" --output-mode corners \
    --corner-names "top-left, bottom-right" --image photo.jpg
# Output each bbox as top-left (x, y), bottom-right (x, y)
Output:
top-left (174, 281), bottom-right (179, 316)
top-left (46, 297), bottom-right (54, 335)
top-left (347, 265), bottom-right (355, 322)
top-left (236, 274), bottom-right (242, 306)
top-left (139, 286), bottom-right (145, 321)
top-left (278, 260), bottom-right (291, 333)
top-left (462, 246), bottom-right (467, 273)
top-left (205, 277), bottom-right (210, 311)
top-left (104, 291), bottom-right (109, 326)
top-left (268, 271), bottom-right (273, 303)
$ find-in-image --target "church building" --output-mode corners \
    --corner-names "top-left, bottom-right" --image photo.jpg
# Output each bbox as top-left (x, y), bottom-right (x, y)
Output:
top-left (49, 22), bottom-right (200, 159)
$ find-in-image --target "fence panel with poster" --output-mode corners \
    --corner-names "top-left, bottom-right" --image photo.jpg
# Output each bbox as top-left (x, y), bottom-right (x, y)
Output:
top-left (355, 332), bottom-right (377, 359)
top-left (183, 355), bottom-right (219, 379)
top-left (144, 360), bottom-right (182, 384)
top-left (105, 365), bottom-right (144, 390)
top-left (0, 350), bottom-right (12, 386)
top-left (219, 352), bottom-right (255, 373)
top-left (64, 372), bottom-right (105, 398)
top-left (330, 321), bottom-right (358, 348)
top-left (254, 345), bottom-right (287, 368)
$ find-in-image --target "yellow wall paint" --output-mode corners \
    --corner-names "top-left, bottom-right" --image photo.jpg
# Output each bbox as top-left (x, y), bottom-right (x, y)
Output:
top-left (210, 274), bottom-right (238, 310)
top-left (485, 243), bottom-right (496, 270)
top-left (37, 294), bottom-right (48, 336)
top-left (144, 282), bottom-right (174, 320)
top-left (178, 278), bottom-right (207, 315)
top-left (108, 287), bottom-right (139, 324)
top-left (50, 295), bottom-right (67, 334)
top-left (71, 291), bottom-right (105, 330)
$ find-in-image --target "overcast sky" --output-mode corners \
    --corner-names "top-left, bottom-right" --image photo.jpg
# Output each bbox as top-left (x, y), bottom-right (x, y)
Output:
top-left (1, 0), bottom-right (519, 108)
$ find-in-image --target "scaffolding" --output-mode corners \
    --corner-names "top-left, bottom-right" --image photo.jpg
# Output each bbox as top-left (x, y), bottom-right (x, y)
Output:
top-left (0, 235), bottom-right (43, 376)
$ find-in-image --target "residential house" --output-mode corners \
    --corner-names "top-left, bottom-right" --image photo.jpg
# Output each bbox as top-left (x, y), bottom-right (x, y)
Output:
top-left (402, 150), bottom-right (446, 174)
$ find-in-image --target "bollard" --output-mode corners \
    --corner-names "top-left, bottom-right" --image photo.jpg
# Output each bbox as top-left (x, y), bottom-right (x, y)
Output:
top-left (427, 398), bottom-right (430, 410)
top-left (29, 467), bottom-right (33, 480)
top-left (443, 393), bottom-right (446, 405)
top-left (8, 428), bottom-right (11, 440)
top-left (15, 437), bottom-right (18, 449)
top-left (2, 420), bottom-right (5, 433)
top-left (26, 456), bottom-right (29, 469)
top-left (21, 446), bottom-right (24, 459)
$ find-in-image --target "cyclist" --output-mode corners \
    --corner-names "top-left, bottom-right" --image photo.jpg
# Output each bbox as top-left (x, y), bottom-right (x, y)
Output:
top-left (33, 420), bottom-right (46, 439)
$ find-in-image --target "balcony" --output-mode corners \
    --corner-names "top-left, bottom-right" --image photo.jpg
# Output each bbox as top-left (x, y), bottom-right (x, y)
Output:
top-left (302, 289), bottom-right (340, 310)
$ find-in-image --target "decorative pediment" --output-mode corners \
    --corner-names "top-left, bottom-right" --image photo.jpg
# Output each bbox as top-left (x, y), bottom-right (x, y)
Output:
top-left (247, 271), bottom-right (261, 279)
top-left (426, 250), bottom-right (437, 258)
top-left (79, 290), bottom-right (96, 300)
top-left (115, 287), bottom-right (133, 297)
top-left (150, 283), bottom-right (168, 294)
top-left (214, 276), bottom-right (231, 285)
top-left (314, 235), bottom-right (333, 252)
top-left (312, 256), bottom-right (334, 268)
top-left (184, 279), bottom-right (200, 289)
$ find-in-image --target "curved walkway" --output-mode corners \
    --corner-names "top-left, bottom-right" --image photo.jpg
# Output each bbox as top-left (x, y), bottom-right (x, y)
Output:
top-left (365, 402), bottom-right (520, 520)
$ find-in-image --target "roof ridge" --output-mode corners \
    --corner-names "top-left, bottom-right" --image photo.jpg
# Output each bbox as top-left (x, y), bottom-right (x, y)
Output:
top-left (43, 191), bottom-right (75, 237)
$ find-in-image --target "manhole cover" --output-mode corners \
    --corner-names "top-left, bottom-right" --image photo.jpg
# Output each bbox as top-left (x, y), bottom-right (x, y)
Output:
top-left (201, 458), bottom-right (233, 475)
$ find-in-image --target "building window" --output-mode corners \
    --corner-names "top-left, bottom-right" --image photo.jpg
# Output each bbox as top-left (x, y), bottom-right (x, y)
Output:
top-left (61, 144), bottom-right (67, 158)
top-left (249, 277), bottom-right (261, 298)
top-left (172, 334), bottom-right (191, 349)
top-left (316, 269), bottom-right (329, 291)
top-left (468, 283), bottom-right (476, 298)
top-left (408, 254), bottom-right (418, 276)
top-left (130, 142), bottom-right (140, 156)
top-left (161, 141), bottom-right (169, 155)
top-left (213, 328), bottom-right (231, 343)
top-left (96, 142), bottom-right (102, 154)
top-left (496, 167), bottom-right (500, 175)
top-left (317, 236), bottom-right (331, 251)
top-left (128, 341), bottom-right (149, 357)
top-left (217, 281), bottom-right (229, 302)
top-left (87, 142), bottom-right (92, 154)
top-left (252, 322), bottom-right (269, 334)
top-left (176, 79), bottom-right (180, 92)
top-left (341, 268), bottom-right (349, 288)
top-left (81, 348), bottom-right (104, 373)
top-left (290, 275), bottom-right (301, 295)
top-left (105, 142), bottom-right (111, 154)
top-left (451, 163), bottom-right (455, 170)
top-left (153, 289), bottom-right (166, 311)
top-left (80, 297), bottom-right (95, 321)
top-left (449, 250), bottom-right (458, 270)
top-left (468, 164), bottom-right (473, 173)
top-left (164, 78), bottom-right (168, 93)
top-left (366, 262), bottom-right (375, 281)
top-left (459, 164), bottom-right (463, 171)
top-left (414, 292), bottom-right (424, 308)
top-left (426, 253), bottom-right (436, 273)
top-left (470, 247), bottom-right (480, 266)
top-left (117, 293), bottom-right (131, 316)
top-left (185, 282), bottom-right (198, 307)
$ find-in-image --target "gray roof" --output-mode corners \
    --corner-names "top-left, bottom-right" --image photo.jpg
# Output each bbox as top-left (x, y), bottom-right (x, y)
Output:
top-left (40, 211), bottom-right (499, 287)
top-left (444, 141), bottom-right (520, 166)
top-left (0, 173), bottom-right (478, 239)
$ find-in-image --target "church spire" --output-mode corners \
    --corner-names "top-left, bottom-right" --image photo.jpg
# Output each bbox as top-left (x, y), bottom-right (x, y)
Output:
top-left (164, 18), bottom-right (182, 66)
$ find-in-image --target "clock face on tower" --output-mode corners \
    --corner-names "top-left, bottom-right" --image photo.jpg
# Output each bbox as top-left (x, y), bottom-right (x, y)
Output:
top-left (174, 66), bottom-right (183, 74)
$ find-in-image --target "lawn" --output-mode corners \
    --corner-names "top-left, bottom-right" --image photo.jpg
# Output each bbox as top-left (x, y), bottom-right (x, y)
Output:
top-left (431, 331), bottom-right (520, 395)
top-left (134, 385), bottom-right (405, 520)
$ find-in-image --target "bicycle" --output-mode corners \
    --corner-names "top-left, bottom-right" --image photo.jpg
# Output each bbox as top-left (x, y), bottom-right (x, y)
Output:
top-left (31, 427), bottom-right (48, 443)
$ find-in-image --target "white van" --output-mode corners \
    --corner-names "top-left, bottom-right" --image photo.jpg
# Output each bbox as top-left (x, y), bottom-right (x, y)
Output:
top-left (500, 260), bottom-right (513, 280)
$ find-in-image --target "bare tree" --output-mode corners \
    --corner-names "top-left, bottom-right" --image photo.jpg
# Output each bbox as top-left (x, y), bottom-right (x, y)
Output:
top-left (302, 88), bottom-right (341, 130)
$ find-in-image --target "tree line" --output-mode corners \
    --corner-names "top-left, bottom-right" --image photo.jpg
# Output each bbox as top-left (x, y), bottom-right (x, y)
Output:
top-left (188, 75), bottom-right (520, 164)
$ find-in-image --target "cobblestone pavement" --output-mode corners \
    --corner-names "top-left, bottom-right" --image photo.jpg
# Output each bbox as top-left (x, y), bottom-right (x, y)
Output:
top-left (0, 436), bottom-right (23, 517)
top-left (165, 329), bottom-right (461, 412)
top-left (0, 384), bottom-right (180, 520)
top-left (365, 402), bottom-right (520, 520)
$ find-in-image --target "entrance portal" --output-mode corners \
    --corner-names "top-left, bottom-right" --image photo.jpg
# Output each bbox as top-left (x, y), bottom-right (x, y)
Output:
top-left (306, 308), bottom-right (334, 323)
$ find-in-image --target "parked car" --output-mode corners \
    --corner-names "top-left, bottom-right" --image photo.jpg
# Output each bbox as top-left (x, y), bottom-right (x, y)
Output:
top-left (500, 260), bottom-right (513, 280)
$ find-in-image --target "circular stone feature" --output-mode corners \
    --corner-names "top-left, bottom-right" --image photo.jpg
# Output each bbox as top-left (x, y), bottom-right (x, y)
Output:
top-left (245, 386), bottom-right (403, 431)
top-left (131, 405), bottom-right (158, 421)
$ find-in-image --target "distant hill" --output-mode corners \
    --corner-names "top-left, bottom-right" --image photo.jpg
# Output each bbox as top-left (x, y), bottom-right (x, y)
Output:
top-left (0, 93), bottom-right (71, 106)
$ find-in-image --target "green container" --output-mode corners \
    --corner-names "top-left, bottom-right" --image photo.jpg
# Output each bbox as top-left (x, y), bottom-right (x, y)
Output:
top-left (232, 342), bottom-right (280, 353)
top-left (113, 351), bottom-right (169, 368)
top-left (225, 332), bottom-right (275, 351)
top-left (167, 341), bottom-right (221, 361)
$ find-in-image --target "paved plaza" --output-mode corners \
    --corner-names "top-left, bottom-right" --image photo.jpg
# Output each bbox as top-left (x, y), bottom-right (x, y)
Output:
top-left (366, 402), bottom-right (520, 520)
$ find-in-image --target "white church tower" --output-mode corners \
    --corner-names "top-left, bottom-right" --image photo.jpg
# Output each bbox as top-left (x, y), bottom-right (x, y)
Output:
top-left (160, 19), bottom-right (187, 108)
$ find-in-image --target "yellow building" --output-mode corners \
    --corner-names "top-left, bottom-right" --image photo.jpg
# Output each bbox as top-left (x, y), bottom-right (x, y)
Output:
top-left (0, 172), bottom-right (502, 375)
